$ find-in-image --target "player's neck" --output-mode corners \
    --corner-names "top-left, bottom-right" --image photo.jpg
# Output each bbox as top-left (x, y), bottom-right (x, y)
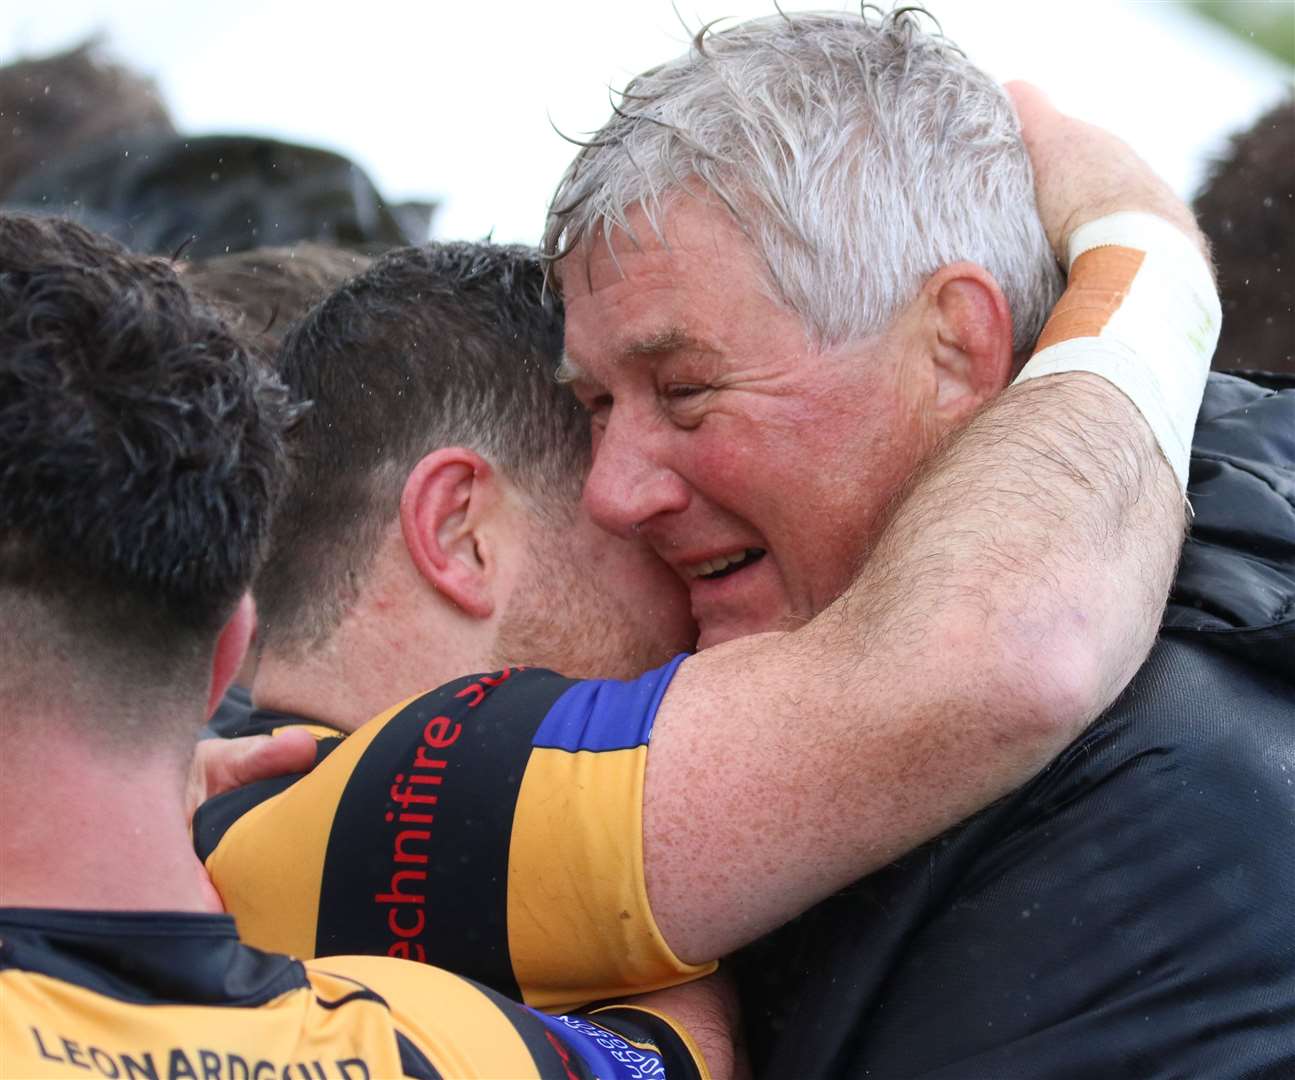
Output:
top-left (253, 585), bottom-right (496, 734)
top-left (0, 730), bottom-right (215, 914)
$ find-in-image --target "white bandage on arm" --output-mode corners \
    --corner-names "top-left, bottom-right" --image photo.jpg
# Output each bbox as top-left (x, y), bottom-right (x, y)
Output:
top-left (1013, 211), bottom-right (1221, 492)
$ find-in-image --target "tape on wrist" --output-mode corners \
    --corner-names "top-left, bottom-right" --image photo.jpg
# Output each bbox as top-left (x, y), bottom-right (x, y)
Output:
top-left (1013, 211), bottom-right (1220, 492)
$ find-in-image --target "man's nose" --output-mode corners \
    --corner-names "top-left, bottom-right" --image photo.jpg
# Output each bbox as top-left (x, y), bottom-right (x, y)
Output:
top-left (582, 415), bottom-right (689, 540)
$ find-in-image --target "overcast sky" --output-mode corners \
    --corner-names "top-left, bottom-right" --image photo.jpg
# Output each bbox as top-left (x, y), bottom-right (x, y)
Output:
top-left (3, 1), bottom-right (1291, 243)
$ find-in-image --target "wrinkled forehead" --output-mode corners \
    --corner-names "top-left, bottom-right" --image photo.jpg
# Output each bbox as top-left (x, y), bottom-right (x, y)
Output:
top-left (555, 197), bottom-right (805, 380)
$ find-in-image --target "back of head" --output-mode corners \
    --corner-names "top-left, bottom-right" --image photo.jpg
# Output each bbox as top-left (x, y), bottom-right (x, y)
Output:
top-left (544, 8), bottom-right (1060, 358)
top-left (183, 243), bottom-right (374, 361)
top-left (256, 241), bottom-right (584, 657)
top-left (1194, 98), bottom-right (1294, 375)
top-left (0, 41), bottom-right (174, 199)
top-left (0, 214), bottom-right (293, 741)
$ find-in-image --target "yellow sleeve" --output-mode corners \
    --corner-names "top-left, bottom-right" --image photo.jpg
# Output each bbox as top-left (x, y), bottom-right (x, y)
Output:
top-left (508, 742), bottom-right (715, 1010)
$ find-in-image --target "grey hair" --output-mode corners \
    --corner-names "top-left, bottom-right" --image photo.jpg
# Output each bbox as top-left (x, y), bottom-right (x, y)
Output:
top-left (543, 7), bottom-right (1062, 356)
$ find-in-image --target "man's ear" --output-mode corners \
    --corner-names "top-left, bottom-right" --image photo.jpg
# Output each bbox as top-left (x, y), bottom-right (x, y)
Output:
top-left (920, 262), bottom-right (1014, 426)
top-left (399, 448), bottom-right (499, 621)
top-left (207, 594), bottom-right (255, 718)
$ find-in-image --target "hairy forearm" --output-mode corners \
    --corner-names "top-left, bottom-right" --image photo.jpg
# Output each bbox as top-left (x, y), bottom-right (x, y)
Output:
top-left (602, 969), bottom-right (742, 1080)
top-left (858, 371), bottom-right (1181, 717)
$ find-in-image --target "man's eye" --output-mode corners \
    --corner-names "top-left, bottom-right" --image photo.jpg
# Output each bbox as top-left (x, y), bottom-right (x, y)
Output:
top-left (585, 393), bottom-right (613, 425)
top-left (664, 383), bottom-right (706, 400)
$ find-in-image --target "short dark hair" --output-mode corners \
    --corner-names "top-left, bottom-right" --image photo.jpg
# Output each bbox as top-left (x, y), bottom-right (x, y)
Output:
top-left (1194, 97), bottom-right (1295, 375)
top-left (182, 243), bottom-right (374, 361)
top-left (257, 242), bottom-right (586, 655)
top-left (0, 41), bottom-right (174, 198)
top-left (0, 214), bottom-right (295, 701)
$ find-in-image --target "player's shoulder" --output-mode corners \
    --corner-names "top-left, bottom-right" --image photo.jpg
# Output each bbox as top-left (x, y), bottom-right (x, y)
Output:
top-left (394, 666), bottom-right (579, 729)
top-left (391, 654), bottom-right (689, 752)
top-left (303, 956), bottom-right (579, 1079)
top-left (306, 956), bottom-right (707, 1080)
top-left (193, 710), bottom-right (346, 862)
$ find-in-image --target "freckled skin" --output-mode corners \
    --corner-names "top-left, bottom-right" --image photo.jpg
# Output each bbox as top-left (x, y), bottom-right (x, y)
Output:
top-left (560, 198), bottom-right (939, 650)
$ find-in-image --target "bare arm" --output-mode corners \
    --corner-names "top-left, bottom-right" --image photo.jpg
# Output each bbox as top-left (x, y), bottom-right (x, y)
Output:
top-left (645, 92), bottom-right (1207, 962)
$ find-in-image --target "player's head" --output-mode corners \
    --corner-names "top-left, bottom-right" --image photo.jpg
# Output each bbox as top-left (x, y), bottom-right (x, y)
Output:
top-left (545, 8), bottom-right (1060, 648)
top-left (0, 214), bottom-right (293, 745)
top-left (254, 242), bottom-right (693, 695)
top-left (1193, 96), bottom-right (1294, 375)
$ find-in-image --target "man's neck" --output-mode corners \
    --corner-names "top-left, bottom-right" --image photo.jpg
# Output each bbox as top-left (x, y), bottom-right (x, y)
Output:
top-left (0, 729), bottom-right (214, 914)
top-left (252, 588), bottom-right (495, 735)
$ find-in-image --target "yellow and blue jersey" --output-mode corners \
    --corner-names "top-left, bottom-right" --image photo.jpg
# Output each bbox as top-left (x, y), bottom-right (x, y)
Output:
top-left (194, 658), bottom-right (715, 1011)
top-left (0, 909), bottom-right (707, 1079)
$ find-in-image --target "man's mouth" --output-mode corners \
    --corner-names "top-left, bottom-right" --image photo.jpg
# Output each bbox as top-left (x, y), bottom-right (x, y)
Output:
top-left (684, 547), bottom-right (767, 581)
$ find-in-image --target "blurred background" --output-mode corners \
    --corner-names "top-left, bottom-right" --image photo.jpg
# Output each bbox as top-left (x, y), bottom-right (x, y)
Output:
top-left (2, 0), bottom-right (1291, 245)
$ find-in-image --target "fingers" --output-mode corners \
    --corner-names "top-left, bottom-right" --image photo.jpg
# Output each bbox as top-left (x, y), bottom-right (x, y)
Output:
top-left (1004, 79), bottom-right (1203, 262)
top-left (1003, 80), bottom-right (1053, 132)
top-left (193, 728), bottom-right (318, 806)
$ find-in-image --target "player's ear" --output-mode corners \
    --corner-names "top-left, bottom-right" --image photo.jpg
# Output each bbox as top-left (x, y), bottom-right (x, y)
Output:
top-left (207, 593), bottom-right (255, 718)
top-left (399, 448), bottom-right (499, 621)
top-left (919, 262), bottom-right (1014, 429)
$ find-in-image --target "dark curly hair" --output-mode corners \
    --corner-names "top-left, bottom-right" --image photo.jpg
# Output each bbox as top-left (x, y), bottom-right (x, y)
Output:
top-left (257, 241), bottom-right (584, 656)
top-left (0, 214), bottom-right (296, 698)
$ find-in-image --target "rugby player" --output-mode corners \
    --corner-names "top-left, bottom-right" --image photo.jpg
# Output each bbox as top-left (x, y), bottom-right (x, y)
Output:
top-left (0, 213), bottom-right (733, 1080)
top-left (201, 1), bottom-right (1221, 1020)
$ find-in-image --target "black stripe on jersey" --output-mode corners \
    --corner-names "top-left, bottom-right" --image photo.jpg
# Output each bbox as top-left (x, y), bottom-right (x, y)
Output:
top-left (0, 911), bottom-right (309, 1007)
top-left (315, 987), bottom-right (388, 1011)
top-left (314, 668), bottom-right (577, 1000)
top-left (592, 1007), bottom-right (704, 1080)
top-left (468, 976), bottom-right (596, 1080)
top-left (395, 1032), bottom-right (445, 1080)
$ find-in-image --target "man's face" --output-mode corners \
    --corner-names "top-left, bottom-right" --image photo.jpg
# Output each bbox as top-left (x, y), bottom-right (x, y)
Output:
top-left (560, 199), bottom-right (938, 650)
top-left (493, 494), bottom-right (698, 681)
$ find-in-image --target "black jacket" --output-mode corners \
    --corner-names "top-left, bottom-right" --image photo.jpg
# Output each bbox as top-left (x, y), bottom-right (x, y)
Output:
top-left (737, 373), bottom-right (1295, 1079)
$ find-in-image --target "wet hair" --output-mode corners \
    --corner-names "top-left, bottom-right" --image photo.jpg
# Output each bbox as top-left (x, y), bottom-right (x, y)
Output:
top-left (256, 241), bottom-right (585, 656)
top-left (0, 41), bottom-right (174, 198)
top-left (543, 8), bottom-right (1061, 358)
top-left (0, 214), bottom-right (295, 712)
top-left (183, 243), bottom-right (373, 361)
top-left (1194, 97), bottom-right (1294, 375)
